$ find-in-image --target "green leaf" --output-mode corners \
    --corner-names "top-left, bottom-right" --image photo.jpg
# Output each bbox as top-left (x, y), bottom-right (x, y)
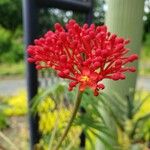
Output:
top-left (30, 81), bottom-right (68, 114)
top-left (100, 95), bottom-right (125, 131)
top-left (85, 130), bottom-right (95, 149)
top-left (0, 103), bottom-right (9, 111)
top-left (30, 86), bottom-right (53, 114)
top-left (48, 121), bottom-right (58, 150)
top-left (133, 94), bottom-right (150, 115)
top-left (130, 113), bottom-right (150, 138)
top-left (89, 129), bottom-right (114, 150)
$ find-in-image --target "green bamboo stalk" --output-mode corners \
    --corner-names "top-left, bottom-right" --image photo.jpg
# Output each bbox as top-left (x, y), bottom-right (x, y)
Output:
top-left (96, 0), bottom-right (144, 149)
top-left (104, 0), bottom-right (144, 99)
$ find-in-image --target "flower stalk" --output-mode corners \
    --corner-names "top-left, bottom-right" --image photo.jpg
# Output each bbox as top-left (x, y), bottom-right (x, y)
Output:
top-left (54, 90), bottom-right (83, 150)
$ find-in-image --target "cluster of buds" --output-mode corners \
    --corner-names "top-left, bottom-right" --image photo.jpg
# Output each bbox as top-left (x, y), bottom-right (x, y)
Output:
top-left (28, 19), bottom-right (138, 96)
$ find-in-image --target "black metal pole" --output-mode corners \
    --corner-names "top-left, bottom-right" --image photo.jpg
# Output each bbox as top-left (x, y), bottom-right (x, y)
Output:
top-left (37, 0), bottom-right (91, 12)
top-left (79, 107), bottom-right (86, 148)
top-left (22, 0), bottom-right (40, 149)
top-left (86, 0), bottom-right (93, 25)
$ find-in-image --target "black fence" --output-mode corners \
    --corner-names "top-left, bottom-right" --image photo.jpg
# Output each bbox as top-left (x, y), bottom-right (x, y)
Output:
top-left (22, 0), bottom-right (93, 149)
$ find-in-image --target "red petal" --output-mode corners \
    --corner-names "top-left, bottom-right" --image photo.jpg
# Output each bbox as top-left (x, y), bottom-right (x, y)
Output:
top-left (97, 83), bottom-right (105, 89)
top-left (69, 81), bottom-right (78, 88)
top-left (129, 67), bottom-right (136, 72)
top-left (128, 54), bottom-right (138, 62)
top-left (82, 68), bottom-right (90, 76)
top-left (27, 58), bottom-right (35, 63)
top-left (90, 72), bottom-right (99, 80)
top-left (89, 82), bottom-right (97, 90)
top-left (79, 83), bottom-right (87, 91)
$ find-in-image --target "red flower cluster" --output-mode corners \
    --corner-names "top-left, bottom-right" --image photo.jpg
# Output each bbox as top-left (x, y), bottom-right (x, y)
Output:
top-left (28, 19), bottom-right (138, 96)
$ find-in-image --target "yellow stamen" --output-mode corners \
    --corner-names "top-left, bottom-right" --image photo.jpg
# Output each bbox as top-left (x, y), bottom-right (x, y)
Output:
top-left (80, 75), bottom-right (89, 82)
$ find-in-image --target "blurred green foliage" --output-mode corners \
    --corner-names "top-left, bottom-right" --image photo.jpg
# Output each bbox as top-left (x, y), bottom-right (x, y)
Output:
top-left (0, 0), bottom-right (23, 64)
top-left (0, 27), bottom-right (24, 63)
top-left (0, 0), bottom-right (22, 31)
top-left (0, 26), bottom-right (12, 56)
top-left (143, 0), bottom-right (150, 39)
top-left (142, 33), bottom-right (150, 59)
top-left (0, 97), bottom-right (9, 129)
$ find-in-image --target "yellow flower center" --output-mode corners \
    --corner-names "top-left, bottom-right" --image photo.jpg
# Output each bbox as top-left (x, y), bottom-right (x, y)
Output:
top-left (80, 75), bottom-right (89, 82)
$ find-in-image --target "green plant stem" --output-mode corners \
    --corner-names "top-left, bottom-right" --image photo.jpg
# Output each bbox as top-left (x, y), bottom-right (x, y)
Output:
top-left (54, 90), bottom-right (83, 150)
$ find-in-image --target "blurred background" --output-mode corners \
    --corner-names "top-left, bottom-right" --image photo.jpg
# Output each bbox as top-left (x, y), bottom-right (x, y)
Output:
top-left (0, 0), bottom-right (150, 150)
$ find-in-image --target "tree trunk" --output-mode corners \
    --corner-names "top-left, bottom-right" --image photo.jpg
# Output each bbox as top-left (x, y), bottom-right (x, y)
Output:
top-left (96, 0), bottom-right (144, 149)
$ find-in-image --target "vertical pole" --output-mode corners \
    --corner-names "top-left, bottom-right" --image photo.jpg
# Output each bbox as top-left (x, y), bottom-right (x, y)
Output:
top-left (79, 107), bottom-right (86, 148)
top-left (22, 0), bottom-right (40, 149)
top-left (86, 0), bottom-right (93, 25)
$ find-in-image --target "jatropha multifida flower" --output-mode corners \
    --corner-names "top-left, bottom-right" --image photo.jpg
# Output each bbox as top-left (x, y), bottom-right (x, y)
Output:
top-left (28, 19), bottom-right (138, 96)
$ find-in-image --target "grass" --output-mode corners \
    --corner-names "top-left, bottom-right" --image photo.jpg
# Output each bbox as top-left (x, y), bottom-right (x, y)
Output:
top-left (0, 61), bottom-right (25, 78)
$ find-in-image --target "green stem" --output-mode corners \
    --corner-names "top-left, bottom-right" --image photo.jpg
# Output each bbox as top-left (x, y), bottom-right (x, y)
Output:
top-left (54, 90), bottom-right (83, 150)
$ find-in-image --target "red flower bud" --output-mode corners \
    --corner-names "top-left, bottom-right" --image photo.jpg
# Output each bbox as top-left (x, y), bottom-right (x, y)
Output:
top-left (111, 73), bottom-right (120, 80)
top-left (115, 59), bottom-right (122, 66)
top-left (128, 54), bottom-right (138, 62)
top-left (27, 58), bottom-right (35, 63)
top-left (60, 55), bottom-right (67, 62)
top-left (129, 67), bottom-right (136, 72)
